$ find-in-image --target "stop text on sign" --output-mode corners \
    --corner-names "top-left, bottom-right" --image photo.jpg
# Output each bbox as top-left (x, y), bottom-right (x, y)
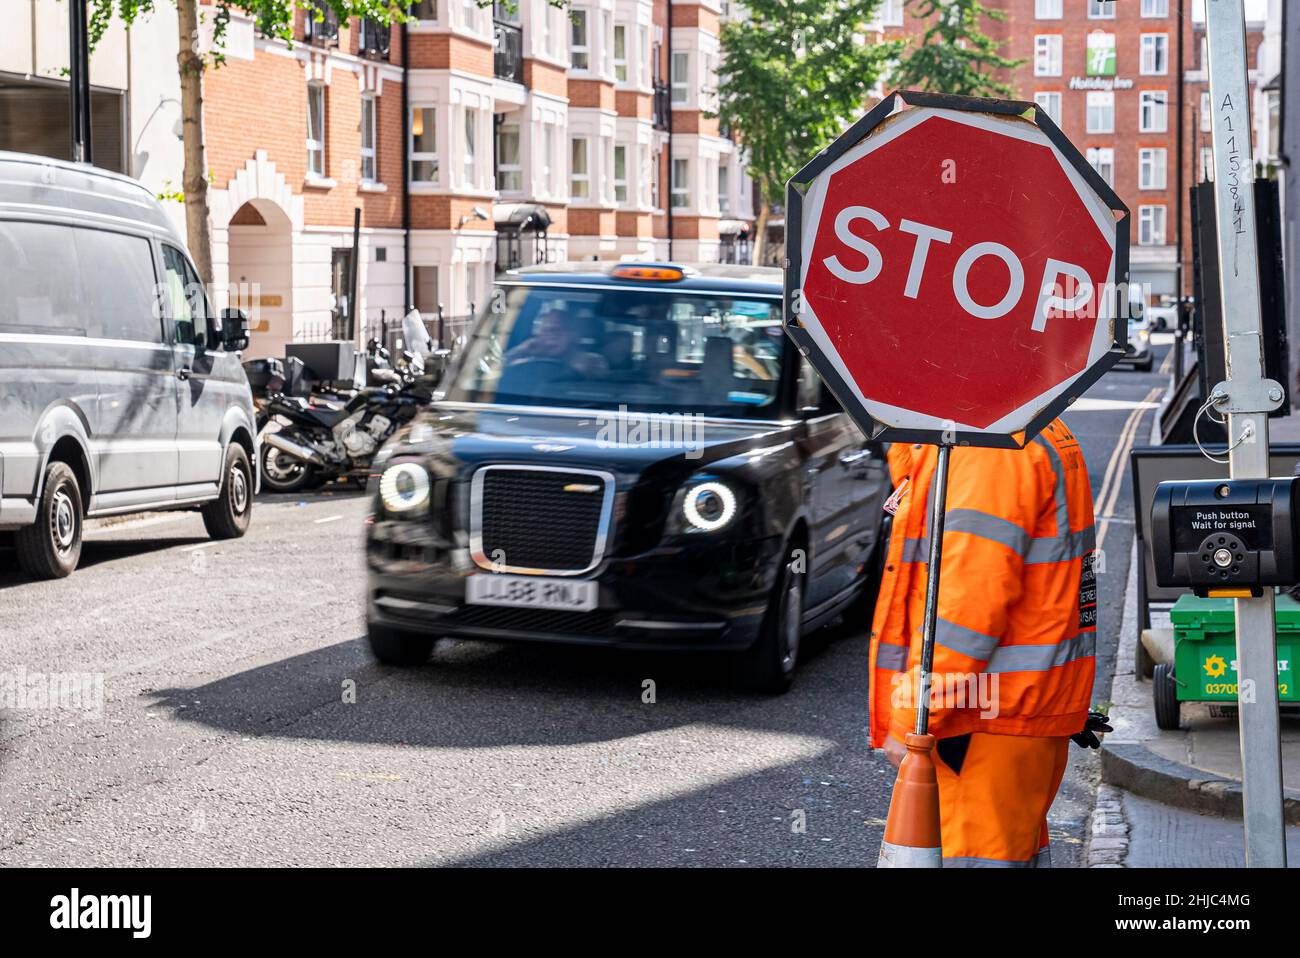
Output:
top-left (823, 205), bottom-right (1094, 330)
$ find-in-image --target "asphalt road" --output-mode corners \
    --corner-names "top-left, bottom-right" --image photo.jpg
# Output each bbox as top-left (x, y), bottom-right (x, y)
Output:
top-left (0, 344), bottom-right (1171, 867)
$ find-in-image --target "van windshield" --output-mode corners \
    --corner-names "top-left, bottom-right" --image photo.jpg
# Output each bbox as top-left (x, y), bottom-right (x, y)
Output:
top-left (444, 285), bottom-right (786, 418)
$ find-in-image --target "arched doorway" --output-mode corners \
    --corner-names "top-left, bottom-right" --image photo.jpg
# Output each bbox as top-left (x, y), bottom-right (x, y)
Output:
top-left (227, 198), bottom-right (294, 360)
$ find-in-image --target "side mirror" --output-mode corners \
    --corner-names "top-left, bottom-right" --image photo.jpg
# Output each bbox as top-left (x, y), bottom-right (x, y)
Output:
top-left (221, 308), bottom-right (250, 352)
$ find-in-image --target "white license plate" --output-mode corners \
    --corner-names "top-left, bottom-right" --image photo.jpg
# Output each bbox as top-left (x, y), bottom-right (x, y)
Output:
top-left (466, 574), bottom-right (597, 612)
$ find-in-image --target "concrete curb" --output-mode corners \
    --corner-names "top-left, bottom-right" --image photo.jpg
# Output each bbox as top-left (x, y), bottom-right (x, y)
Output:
top-left (1100, 741), bottom-right (1300, 824)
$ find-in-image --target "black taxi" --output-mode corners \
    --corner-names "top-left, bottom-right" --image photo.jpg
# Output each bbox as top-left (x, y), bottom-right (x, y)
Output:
top-left (364, 262), bottom-right (890, 691)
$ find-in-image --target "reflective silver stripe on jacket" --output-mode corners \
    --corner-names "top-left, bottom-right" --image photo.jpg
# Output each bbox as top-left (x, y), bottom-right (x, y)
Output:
top-left (984, 632), bottom-right (1096, 674)
top-left (1026, 434), bottom-right (1096, 565)
top-left (943, 846), bottom-right (1051, 868)
top-left (876, 642), bottom-right (909, 671)
top-left (934, 618), bottom-right (1000, 662)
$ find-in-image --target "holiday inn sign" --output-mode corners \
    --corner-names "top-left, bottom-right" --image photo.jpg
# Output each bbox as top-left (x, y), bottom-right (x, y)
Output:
top-left (1087, 31), bottom-right (1117, 76)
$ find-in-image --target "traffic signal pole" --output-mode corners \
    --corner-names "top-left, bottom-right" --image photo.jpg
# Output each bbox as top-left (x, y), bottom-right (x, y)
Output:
top-left (68, 0), bottom-right (92, 164)
top-left (1204, 0), bottom-right (1287, 868)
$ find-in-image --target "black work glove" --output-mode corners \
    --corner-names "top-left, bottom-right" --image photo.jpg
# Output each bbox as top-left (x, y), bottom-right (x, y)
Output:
top-left (1070, 710), bottom-right (1113, 749)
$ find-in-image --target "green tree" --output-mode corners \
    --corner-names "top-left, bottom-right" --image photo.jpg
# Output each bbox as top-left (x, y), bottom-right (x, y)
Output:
top-left (87, 1), bottom-right (414, 283)
top-left (892, 0), bottom-right (1022, 98)
top-left (716, 0), bottom-right (898, 266)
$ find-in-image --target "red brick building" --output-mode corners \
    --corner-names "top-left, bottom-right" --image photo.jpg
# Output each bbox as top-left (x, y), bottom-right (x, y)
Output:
top-left (200, 0), bottom-right (753, 359)
top-left (881, 0), bottom-right (1269, 302)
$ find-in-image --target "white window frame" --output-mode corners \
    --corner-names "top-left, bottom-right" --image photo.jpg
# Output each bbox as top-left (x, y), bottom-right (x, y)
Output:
top-left (570, 137), bottom-right (590, 199)
top-left (670, 157), bottom-right (688, 209)
top-left (880, 0), bottom-right (904, 26)
top-left (306, 82), bottom-right (326, 178)
top-left (359, 93), bottom-right (377, 183)
top-left (1035, 35), bottom-right (1062, 77)
top-left (1034, 91), bottom-right (1062, 125)
top-left (1200, 91), bottom-right (1212, 132)
top-left (1086, 91), bottom-right (1114, 133)
top-left (613, 23), bottom-right (628, 83)
top-left (1034, 0), bottom-right (1062, 18)
top-left (1087, 0), bottom-right (1115, 18)
top-left (1138, 205), bottom-right (1167, 246)
top-left (613, 143), bottom-right (628, 203)
top-left (463, 107), bottom-right (478, 189)
top-left (671, 52), bottom-right (689, 104)
top-left (1141, 34), bottom-right (1168, 75)
top-left (409, 106), bottom-right (437, 184)
top-left (718, 162), bottom-right (730, 214)
top-left (496, 121), bottom-right (522, 193)
top-left (570, 8), bottom-right (590, 70)
top-left (1139, 90), bottom-right (1168, 133)
top-left (640, 144), bottom-right (652, 207)
top-left (1087, 147), bottom-right (1115, 187)
top-left (1200, 146), bottom-right (1214, 182)
top-left (1141, 0), bottom-right (1169, 16)
top-left (1139, 147), bottom-right (1168, 190)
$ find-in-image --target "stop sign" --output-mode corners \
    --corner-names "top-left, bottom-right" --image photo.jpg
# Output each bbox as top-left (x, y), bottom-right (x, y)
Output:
top-left (785, 92), bottom-right (1129, 448)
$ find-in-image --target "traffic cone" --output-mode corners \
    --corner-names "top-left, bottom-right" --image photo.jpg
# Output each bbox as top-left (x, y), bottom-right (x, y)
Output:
top-left (876, 732), bottom-right (942, 868)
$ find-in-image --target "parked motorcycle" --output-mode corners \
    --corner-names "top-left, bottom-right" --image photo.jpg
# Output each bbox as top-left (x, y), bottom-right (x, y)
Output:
top-left (256, 311), bottom-right (439, 493)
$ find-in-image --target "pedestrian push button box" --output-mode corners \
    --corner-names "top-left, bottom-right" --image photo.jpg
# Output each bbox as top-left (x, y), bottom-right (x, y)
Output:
top-left (1151, 478), bottom-right (1300, 598)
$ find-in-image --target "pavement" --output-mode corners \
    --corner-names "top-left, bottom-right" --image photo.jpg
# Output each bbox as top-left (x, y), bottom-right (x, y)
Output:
top-left (1094, 336), bottom-right (1300, 863)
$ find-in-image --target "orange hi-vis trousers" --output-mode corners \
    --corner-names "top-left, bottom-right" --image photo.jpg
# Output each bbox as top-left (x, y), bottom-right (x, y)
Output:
top-left (933, 732), bottom-right (1071, 868)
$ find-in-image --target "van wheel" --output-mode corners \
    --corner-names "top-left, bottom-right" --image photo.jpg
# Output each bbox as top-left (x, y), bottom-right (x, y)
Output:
top-left (1153, 663), bottom-right (1181, 730)
top-left (367, 621), bottom-right (436, 666)
top-left (738, 554), bottom-right (805, 694)
top-left (16, 461), bottom-right (83, 579)
top-left (202, 444), bottom-right (253, 540)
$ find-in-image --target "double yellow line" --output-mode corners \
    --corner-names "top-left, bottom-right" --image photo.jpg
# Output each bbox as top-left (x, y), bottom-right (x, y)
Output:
top-left (1093, 386), bottom-right (1163, 553)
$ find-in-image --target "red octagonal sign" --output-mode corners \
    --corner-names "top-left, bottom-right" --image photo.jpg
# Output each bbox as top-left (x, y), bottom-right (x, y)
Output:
top-left (786, 93), bottom-right (1129, 448)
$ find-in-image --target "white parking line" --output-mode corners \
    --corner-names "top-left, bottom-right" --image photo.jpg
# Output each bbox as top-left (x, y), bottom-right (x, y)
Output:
top-left (314, 514), bottom-right (344, 525)
top-left (180, 542), bottom-right (209, 553)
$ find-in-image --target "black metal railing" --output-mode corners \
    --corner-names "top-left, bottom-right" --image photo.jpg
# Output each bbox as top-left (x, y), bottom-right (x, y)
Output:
top-left (292, 307), bottom-right (475, 353)
top-left (494, 20), bottom-right (524, 83)
top-left (652, 82), bottom-right (671, 130)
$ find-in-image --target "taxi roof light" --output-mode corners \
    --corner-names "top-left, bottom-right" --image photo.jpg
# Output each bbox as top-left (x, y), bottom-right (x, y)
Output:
top-left (611, 264), bottom-right (686, 282)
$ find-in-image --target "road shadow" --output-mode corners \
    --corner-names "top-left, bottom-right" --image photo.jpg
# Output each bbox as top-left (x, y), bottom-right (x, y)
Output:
top-left (147, 622), bottom-right (864, 751)
top-left (0, 535), bottom-right (211, 589)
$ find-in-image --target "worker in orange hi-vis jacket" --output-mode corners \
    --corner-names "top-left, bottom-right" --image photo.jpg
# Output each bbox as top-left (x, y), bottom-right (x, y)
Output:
top-left (868, 418), bottom-right (1111, 868)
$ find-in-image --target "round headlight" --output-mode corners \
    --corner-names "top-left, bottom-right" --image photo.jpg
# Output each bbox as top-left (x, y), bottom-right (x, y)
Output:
top-left (379, 463), bottom-right (430, 514)
top-left (682, 481), bottom-right (737, 532)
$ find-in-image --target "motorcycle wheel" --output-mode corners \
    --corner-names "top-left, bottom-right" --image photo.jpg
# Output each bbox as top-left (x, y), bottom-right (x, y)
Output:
top-left (259, 442), bottom-right (316, 494)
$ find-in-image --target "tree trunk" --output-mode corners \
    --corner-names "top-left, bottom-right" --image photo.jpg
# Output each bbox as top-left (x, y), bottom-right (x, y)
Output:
top-left (752, 194), bottom-right (771, 267)
top-left (176, 0), bottom-right (213, 284)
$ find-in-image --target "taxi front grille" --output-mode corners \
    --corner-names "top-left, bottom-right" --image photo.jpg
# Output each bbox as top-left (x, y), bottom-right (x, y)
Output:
top-left (470, 466), bottom-right (614, 575)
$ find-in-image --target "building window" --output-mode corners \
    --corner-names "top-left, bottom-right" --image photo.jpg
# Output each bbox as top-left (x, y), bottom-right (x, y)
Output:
top-left (1139, 90), bottom-right (1168, 132)
top-left (410, 106), bottom-right (437, 183)
top-left (1200, 146), bottom-right (1214, 182)
top-left (640, 144), bottom-right (652, 206)
top-left (613, 24), bottom-right (628, 82)
top-left (1086, 91), bottom-right (1114, 133)
top-left (465, 263), bottom-right (479, 314)
top-left (1138, 205), bottom-right (1167, 246)
top-left (671, 52), bottom-right (689, 103)
top-left (1035, 0), bottom-right (1062, 17)
top-left (880, 0), bottom-right (904, 25)
top-left (1034, 92), bottom-right (1062, 125)
top-left (1200, 91), bottom-right (1212, 132)
top-left (1141, 0), bottom-right (1168, 15)
top-left (570, 8), bottom-right (589, 69)
top-left (1087, 0), bottom-right (1114, 18)
top-left (306, 82), bottom-right (326, 177)
top-left (638, 25), bottom-right (649, 86)
top-left (570, 137), bottom-right (589, 199)
top-left (718, 163), bottom-right (730, 214)
top-left (1086, 147), bottom-right (1115, 187)
top-left (1140, 34), bottom-right (1168, 75)
top-left (463, 108), bottom-right (478, 188)
top-left (496, 122), bottom-right (521, 192)
top-left (1035, 35), bottom-right (1062, 77)
top-left (613, 144), bottom-right (628, 203)
top-left (1139, 147), bottom-right (1167, 189)
top-left (359, 94), bottom-right (377, 182)
top-left (411, 0), bottom-right (436, 19)
top-left (670, 157), bottom-right (688, 209)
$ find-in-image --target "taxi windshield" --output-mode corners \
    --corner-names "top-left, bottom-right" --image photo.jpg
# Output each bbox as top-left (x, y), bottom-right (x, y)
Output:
top-left (444, 285), bottom-right (786, 418)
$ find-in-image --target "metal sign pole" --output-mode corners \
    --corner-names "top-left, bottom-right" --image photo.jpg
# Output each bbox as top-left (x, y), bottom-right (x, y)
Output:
top-left (1204, 0), bottom-right (1287, 868)
top-left (914, 443), bottom-right (952, 736)
top-left (68, 0), bottom-right (91, 164)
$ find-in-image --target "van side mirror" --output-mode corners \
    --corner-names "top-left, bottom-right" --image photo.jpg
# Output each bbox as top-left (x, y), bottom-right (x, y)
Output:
top-left (221, 308), bottom-right (250, 351)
